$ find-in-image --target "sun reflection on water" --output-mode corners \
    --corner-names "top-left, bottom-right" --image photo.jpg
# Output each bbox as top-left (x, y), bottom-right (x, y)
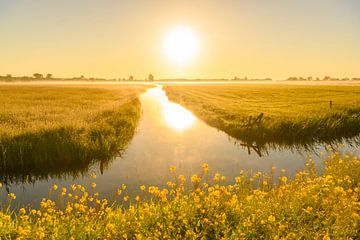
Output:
top-left (144, 87), bottom-right (196, 131)
top-left (162, 101), bottom-right (196, 131)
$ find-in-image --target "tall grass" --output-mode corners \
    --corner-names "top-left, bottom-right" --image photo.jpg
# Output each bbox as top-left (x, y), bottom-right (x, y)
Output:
top-left (164, 84), bottom-right (360, 146)
top-left (0, 151), bottom-right (358, 239)
top-left (0, 85), bottom-right (147, 184)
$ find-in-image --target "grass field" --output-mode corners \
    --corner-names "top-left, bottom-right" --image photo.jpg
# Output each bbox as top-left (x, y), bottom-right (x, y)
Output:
top-left (0, 151), bottom-right (358, 239)
top-left (164, 84), bottom-right (360, 145)
top-left (0, 84), bottom-right (147, 183)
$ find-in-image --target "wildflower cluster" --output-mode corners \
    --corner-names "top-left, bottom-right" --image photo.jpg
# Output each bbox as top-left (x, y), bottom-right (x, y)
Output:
top-left (0, 153), bottom-right (359, 239)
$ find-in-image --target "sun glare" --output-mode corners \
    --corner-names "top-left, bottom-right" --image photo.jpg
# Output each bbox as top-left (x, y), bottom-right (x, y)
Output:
top-left (144, 87), bottom-right (196, 131)
top-left (163, 26), bottom-right (199, 65)
top-left (163, 102), bottom-right (196, 131)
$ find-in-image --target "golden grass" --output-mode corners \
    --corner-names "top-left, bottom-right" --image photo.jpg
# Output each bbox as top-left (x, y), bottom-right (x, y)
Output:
top-left (164, 84), bottom-right (360, 145)
top-left (0, 84), bottom-right (148, 183)
top-left (0, 84), bottom-right (146, 137)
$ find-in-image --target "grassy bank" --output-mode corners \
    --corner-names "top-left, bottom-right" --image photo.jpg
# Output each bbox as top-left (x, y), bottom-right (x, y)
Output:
top-left (0, 151), bottom-right (359, 239)
top-left (0, 84), bottom-right (147, 183)
top-left (164, 84), bottom-right (360, 145)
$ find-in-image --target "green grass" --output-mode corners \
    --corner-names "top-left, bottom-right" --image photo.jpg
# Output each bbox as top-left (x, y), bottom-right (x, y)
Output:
top-left (0, 84), bottom-right (148, 184)
top-left (0, 152), bottom-right (359, 239)
top-left (164, 84), bottom-right (360, 145)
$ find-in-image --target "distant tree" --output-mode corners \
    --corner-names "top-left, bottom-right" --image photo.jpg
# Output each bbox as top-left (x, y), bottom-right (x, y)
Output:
top-left (80, 75), bottom-right (85, 79)
top-left (33, 73), bottom-right (43, 79)
top-left (46, 73), bottom-right (52, 79)
top-left (2, 74), bottom-right (13, 81)
top-left (323, 76), bottom-right (331, 81)
top-left (129, 75), bottom-right (134, 81)
top-left (148, 74), bottom-right (154, 81)
top-left (307, 76), bottom-right (313, 81)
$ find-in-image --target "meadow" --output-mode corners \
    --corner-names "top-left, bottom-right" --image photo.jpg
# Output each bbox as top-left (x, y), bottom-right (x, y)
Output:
top-left (0, 84), bottom-right (147, 184)
top-left (164, 84), bottom-right (360, 145)
top-left (0, 151), bottom-right (359, 239)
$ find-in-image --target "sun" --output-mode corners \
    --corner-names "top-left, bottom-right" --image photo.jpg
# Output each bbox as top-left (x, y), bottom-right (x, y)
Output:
top-left (163, 26), bottom-right (199, 65)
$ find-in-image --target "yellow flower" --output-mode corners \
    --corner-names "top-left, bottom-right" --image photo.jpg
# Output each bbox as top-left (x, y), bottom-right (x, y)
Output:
top-left (280, 176), bottom-right (287, 183)
top-left (191, 174), bottom-right (201, 183)
top-left (202, 163), bottom-right (209, 173)
top-left (268, 215), bottom-right (276, 222)
top-left (323, 235), bottom-right (330, 240)
top-left (246, 195), bottom-right (253, 201)
top-left (91, 182), bottom-right (97, 189)
top-left (19, 208), bottom-right (26, 215)
top-left (106, 223), bottom-right (115, 232)
top-left (140, 185), bottom-right (146, 191)
top-left (8, 193), bottom-right (16, 200)
top-left (123, 196), bottom-right (129, 201)
top-left (52, 185), bottom-right (58, 191)
top-left (169, 165), bottom-right (176, 173)
top-left (135, 196), bottom-right (140, 201)
top-left (214, 173), bottom-right (221, 182)
top-left (178, 175), bottom-right (186, 183)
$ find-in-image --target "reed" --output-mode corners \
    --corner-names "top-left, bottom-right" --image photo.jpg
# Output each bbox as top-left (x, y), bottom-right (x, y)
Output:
top-left (0, 84), bottom-right (147, 184)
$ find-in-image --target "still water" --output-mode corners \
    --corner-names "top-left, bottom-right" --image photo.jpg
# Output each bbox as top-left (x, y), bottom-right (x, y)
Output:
top-left (1, 86), bottom-right (359, 206)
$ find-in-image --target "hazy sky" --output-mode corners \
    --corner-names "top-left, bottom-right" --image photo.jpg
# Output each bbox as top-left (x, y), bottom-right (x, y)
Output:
top-left (1, 0), bottom-right (359, 79)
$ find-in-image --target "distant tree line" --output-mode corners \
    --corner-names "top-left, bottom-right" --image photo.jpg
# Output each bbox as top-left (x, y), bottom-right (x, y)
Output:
top-left (0, 73), bottom-right (156, 82)
top-left (1, 73), bottom-right (359, 82)
top-left (232, 76), bottom-right (272, 81)
top-left (0, 73), bottom-right (54, 82)
top-left (286, 76), bottom-right (360, 81)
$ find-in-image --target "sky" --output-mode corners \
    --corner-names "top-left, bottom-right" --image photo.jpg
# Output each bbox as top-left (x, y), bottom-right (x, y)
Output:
top-left (0, 0), bottom-right (359, 80)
